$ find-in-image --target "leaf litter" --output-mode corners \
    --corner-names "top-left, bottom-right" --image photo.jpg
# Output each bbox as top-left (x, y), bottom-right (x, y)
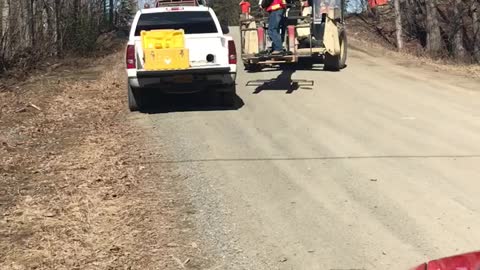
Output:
top-left (0, 51), bottom-right (213, 269)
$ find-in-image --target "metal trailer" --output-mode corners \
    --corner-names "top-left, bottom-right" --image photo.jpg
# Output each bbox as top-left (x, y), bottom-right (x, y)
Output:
top-left (240, 0), bottom-right (347, 71)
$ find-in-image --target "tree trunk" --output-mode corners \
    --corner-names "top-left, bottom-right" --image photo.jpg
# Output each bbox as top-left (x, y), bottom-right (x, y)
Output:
top-left (393, 0), bottom-right (403, 50)
top-left (0, 0), bottom-right (3, 36)
top-left (55, 0), bottom-right (61, 55)
top-left (452, 0), bottom-right (466, 60)
top-left (103, 0), bottom-right (107, 25)
top-left (28, 0), bottom-right (34, 48)
top-left (0, 0), bottom-right (6, 66)
top-left (44, 0), bottom-right (55, 54)
top-left (0, 0), bottom-right (9, 37)
top-left (425, 0), bottom-right (442, 56)
top-left (473, 0), bottom-right (480, 62)
top-left (109, 0), bottom-right (113, 28)
top-left (73, 0), bottom-right (79, 23)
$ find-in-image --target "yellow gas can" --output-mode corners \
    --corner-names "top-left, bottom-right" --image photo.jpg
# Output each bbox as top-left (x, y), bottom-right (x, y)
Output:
top-left (144, 48), bottom-right (190, 71)
top-left (141, 29), bottom-right (185, 50)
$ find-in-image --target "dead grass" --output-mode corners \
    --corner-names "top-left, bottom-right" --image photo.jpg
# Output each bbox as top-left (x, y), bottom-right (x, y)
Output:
top-left (0, 49), bottom-right (212, 269)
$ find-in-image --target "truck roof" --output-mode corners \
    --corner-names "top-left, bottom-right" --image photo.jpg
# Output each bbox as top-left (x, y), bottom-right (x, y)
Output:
top-left (140, 5), bottom-right (210, 14)
top-left (155, 0), bottom-right (202, 7)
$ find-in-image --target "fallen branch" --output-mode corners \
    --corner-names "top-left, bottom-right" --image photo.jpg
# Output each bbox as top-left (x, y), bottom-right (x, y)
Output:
top-left (29, 103), bottom-right (42, 111)
top-left (15, 107), bottom-right (27, 113)
top-left (170, 255), bottom-right (186, 269)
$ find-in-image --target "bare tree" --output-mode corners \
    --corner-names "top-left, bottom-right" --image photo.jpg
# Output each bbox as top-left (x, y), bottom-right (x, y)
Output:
top-left (361, 0), bottom-right (480, 63)
top-left (473, 0), bottom-right (480, 62)
top-left (109, 0), bottom-right (114, 27)
top-left (0, 0), bottom-right (136, 73)
top-left (425, 0), bottom-right (442, 56)
top-left (0, 0), bottom-right (3, 36)
top-left (452, 0), bottom-right (466, 60)
top-left (393, 0), bottom-right (403, 50)
top-left (28, 0), bottom-right (34, 48)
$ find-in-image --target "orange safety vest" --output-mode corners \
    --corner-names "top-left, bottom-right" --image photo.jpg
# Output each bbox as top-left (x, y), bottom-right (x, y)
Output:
top-left (266, 0), bottom-right (286, 12)
top-left (368, 0), bottom-right (388, 8)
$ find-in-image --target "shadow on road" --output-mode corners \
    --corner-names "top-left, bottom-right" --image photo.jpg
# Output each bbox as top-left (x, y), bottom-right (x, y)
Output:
top-left (247, 65), bottom-right (315, 94)
top-left (252, 68), bottom-right (299, 94)
top-left (139, 92), bottom-right (244, 114)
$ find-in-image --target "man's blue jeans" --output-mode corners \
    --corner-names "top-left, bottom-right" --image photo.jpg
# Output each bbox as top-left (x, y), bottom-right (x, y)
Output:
top-left (268, 9), bottom-right (286, 51)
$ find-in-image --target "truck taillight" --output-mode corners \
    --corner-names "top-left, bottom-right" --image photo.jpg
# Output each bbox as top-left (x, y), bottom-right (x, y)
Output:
top-left (126, 45), bottom-right (136, 69)
top-left (228, 40), bottom-right (237, 65)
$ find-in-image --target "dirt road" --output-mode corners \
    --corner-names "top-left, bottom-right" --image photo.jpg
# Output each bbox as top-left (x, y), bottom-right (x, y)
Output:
top-left (130, 28), bottom-right (480, 269)
top-left (2, 29), bottom-right (480, 270)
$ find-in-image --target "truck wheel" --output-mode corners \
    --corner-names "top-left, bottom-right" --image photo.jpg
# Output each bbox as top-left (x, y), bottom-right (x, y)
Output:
top-left (128, 85), bottom-right (142, 112)
top-left (220, 85), bottom-right (236, 107)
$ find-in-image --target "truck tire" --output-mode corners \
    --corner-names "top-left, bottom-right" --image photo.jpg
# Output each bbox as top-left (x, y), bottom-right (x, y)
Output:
top-left (128, 85), bottom-right (142, 112)
top-left (323, 30), bottom-right (347, 71)
top-left (220, 85), bottom-right (236, 107)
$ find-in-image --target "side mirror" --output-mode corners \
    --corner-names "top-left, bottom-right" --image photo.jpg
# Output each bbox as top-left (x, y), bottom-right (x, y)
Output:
top-left (221, 22), bottom-right (230, 34)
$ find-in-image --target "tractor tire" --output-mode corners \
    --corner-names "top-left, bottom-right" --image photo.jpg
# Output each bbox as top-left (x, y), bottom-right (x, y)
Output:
top-left (245, 63), bottom-right (262, 72)
top-left (323, 53), bottom-right (340, 71)
top-left (323, 29), bottom-right (347, 71)
top-left (128, 85), bottom-right (142, 112)
top-left (339, 30), bottom-right (348, 69)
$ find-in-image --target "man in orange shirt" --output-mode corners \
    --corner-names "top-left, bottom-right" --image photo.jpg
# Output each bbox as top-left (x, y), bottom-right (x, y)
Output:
top-left (264, 0), bottom-right (287, 55)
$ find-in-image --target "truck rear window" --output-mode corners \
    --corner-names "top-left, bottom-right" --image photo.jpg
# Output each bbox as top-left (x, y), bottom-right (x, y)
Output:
top-left (135, 11), bottom-right (218, 36)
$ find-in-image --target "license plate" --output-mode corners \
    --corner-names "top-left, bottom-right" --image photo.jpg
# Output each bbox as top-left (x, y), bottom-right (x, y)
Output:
top-left (173, 75), bottom-right (193, 83)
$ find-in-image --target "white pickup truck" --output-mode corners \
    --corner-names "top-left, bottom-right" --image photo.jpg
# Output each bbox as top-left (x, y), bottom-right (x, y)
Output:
top-left (125, 5), bottom-right (237, 111)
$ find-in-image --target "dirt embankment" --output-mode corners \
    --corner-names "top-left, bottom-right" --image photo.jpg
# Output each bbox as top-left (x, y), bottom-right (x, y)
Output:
top-left (0, 50), bottom-right (211, 269)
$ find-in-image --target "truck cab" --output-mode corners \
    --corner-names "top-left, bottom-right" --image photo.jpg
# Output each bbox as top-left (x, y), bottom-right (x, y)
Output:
top-left (126, 4), bottom-right (237, 111)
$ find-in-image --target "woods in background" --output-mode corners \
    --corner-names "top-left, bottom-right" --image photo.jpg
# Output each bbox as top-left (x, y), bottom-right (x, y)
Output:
top-left (0, 0), bottom-right (478, 74)
top-left (368, 0), bottom-right (480, 63)
top-left (209, 0), bottom-right (243, 26)
top-left (0, 0), bottom-right (135, 73)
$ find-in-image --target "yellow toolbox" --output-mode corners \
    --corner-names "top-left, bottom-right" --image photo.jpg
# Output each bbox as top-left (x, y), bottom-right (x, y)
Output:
top-left (141, 29), bottom-right (189, 70)
top-left (144, 48), bottom-right (190, 71)
top-left (141, 29), bottom-right (185, 50)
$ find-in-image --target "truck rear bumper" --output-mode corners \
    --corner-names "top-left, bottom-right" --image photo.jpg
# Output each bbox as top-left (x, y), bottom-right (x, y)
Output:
top-left (129, 67), bottom-right (236, 93)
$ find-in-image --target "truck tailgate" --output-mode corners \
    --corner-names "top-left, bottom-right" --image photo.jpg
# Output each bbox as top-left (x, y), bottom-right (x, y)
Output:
top-left (134, 34), bottom-right (229, 70)
top-left (185, 34), bottom-right (229, 67)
